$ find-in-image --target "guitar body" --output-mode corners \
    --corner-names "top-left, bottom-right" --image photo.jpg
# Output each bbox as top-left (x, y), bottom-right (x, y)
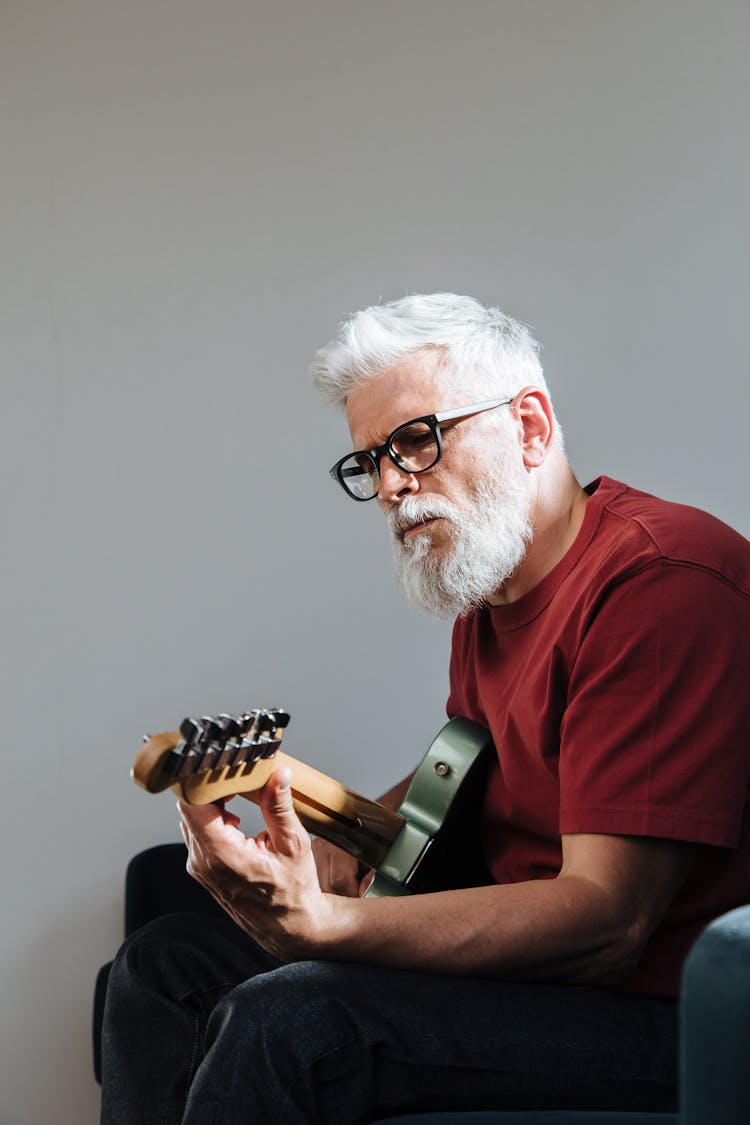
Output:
top-left (133, 710), bottom-right (494, 898)
top-left (365, 717), bottom-right (493, 897)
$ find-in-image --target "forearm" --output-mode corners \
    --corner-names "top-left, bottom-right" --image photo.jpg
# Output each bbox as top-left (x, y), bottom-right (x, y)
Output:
top-left (181, 776), bottom-right (694, 988)
top-left (311, 875), bottom-right (640, 985)
top-left (304, 833), bottom-right (695, 984)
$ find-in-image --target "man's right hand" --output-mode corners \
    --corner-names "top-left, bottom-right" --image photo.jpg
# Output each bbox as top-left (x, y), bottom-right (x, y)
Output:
top-left (312, 837), bottom-right (372, 897)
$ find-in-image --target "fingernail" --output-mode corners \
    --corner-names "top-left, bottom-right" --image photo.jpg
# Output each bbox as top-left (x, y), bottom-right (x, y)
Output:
top-left (277, 766), bottom-right (292, 790)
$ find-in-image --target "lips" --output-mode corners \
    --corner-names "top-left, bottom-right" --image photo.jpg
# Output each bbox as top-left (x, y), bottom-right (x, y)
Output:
top-left (388, 499), bottom-right (454, 541)
top-left (401, 517), bottom-right (440, 539)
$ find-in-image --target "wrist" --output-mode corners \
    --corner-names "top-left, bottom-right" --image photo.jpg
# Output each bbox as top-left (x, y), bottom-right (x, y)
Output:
top-left (291, 891), bottom-right (363, 961)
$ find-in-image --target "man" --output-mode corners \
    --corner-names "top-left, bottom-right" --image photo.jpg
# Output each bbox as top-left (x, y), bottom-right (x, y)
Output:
top-left (100, 293), bottom-right (750, 1124)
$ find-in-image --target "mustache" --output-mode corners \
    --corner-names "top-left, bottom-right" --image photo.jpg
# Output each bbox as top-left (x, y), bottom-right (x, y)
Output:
top-left (387, 496), bottom-right (458, 538)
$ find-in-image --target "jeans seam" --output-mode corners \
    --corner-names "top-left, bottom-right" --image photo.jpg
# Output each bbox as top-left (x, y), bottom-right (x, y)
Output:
top-left (178, 981), bottom-right (241, 1105)
top-left (176, 980), bottom-right (239, 1003)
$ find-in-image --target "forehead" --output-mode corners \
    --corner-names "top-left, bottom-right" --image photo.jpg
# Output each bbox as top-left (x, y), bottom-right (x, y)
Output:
top-left (346, 349), bottom-right (458, 447)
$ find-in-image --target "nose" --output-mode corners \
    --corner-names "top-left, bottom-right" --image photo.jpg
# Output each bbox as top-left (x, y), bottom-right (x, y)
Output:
top-left (377, 455), bottom-right (419, 506)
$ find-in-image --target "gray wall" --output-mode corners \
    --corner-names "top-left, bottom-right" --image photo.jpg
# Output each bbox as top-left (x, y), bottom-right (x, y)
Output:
top-left (2, 2), bottom-right (748, 1121)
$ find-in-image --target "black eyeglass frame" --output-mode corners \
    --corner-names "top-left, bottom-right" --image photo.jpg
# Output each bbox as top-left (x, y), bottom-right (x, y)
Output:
top-left (329, 397), bottom-right (515, 502)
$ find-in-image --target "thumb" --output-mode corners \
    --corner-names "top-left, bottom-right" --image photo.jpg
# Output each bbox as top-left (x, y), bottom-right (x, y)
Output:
top-left (259, 766), bottom-right (306, 854)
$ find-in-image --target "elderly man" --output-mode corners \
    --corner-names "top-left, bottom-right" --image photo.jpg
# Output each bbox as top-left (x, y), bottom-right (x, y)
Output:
top-left (100, 294), bottom-right (750, 1124)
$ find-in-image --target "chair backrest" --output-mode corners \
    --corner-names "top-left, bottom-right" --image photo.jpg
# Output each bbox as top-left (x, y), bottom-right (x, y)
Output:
top-left (124, 842), bottom-right (223, 934)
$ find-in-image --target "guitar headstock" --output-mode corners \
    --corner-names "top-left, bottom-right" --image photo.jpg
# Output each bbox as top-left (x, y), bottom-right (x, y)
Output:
top-left (132, 708), bottom-right (291, 805)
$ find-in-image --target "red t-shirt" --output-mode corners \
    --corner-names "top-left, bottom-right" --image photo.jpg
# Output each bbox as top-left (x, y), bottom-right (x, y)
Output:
top-left (447, 477), bottom-right (750, 999)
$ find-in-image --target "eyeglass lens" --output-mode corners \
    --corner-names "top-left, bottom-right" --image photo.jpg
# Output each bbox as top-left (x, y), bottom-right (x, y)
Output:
top-left (338, 419), bottom-right (440, 499)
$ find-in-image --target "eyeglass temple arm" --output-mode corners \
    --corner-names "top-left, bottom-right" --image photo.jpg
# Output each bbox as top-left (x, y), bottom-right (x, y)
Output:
top-left (433, 397), bottom-right (513, 424)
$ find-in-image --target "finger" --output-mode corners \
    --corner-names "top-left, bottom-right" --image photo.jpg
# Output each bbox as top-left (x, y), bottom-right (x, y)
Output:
top-left (358, 869), bottom-right (375, 896)
top-left (326, 853), bottom-right (362, 896)
top-left (178, 797), bottom-right (222, 832)
top-left (311, 838), bottom-right (361, 895)
top-left (178, 797), bottom-right (240, 831)
top-left (223, 804), bottom-right (242, 830)
top-left (177, 798), bottom-right (247, 866)
top-left (258, 767), bottom-right (308, 857)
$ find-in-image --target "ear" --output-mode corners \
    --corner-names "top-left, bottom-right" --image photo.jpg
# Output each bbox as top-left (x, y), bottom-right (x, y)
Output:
top-left (512, 387), bottom-right (555, 469)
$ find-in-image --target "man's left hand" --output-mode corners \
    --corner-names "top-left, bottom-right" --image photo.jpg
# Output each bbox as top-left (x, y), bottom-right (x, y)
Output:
top-left (178, 768), bottom-right (336, 961)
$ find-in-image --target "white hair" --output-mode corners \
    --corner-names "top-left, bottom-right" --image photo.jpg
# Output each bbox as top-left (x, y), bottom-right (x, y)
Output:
top-left (311, 292), bottom-right (562, 449)
top-left (312, 293), bottom-right (564, 613)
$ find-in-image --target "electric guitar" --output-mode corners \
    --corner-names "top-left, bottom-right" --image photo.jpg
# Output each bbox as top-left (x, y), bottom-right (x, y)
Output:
top-left (133, 709), bottom-right (493, 897)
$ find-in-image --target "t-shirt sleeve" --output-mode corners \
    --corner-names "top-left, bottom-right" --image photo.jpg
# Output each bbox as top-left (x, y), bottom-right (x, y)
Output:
top-left (558, 560), bottom-right (750, 846)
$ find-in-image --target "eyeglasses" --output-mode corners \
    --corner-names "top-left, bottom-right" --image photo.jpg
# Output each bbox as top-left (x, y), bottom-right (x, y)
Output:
top-left (329, 398), bottom-right (514, 501)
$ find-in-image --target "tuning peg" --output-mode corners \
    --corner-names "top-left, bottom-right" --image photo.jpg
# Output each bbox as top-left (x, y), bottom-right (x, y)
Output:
top-left (249, 710), bottom-right (280, 759)
top-left (216, 714), bottom-right (241, 740)
top-left (199, 716), bottom-right (221, 743)
top-left (238, 711), bottom-right (259, 737)
top-left (163, 717), bottom-right (202, 776)
top-left (212, 714), bottom-right (245, 768)
top-left (180, 717), bottom-right (204, 749)
top-left (254, 710), bottom-right (275, 734)
top-left (189, 715), bottom-right (221, 770)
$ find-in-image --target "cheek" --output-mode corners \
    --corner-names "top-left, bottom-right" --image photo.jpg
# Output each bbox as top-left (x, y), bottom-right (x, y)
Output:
top-left (416, 457), bottom-right (472, 510)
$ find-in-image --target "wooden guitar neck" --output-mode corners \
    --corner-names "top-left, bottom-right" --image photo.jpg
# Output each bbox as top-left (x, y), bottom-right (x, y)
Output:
top-left (133, 713), bottom-right (405, 870)
top-left (242, 752), bottom-right (404, 868)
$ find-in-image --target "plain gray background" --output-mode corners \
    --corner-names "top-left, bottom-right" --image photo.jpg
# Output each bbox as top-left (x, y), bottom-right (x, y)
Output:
top-left (2, 1), bottom-right (748, 1122)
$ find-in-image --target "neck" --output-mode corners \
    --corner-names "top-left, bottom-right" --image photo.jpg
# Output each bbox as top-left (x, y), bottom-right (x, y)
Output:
top-left (488, 456), bottom-right (589, 606)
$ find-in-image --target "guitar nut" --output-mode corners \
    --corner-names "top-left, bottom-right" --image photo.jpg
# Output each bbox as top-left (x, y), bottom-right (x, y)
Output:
top-left (434, 761), bottom-right (451, 777)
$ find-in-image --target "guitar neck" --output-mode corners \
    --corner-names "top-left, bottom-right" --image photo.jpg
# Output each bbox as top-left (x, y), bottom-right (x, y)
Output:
top-left (240, 751), bottom-right (405, 869)
top-left (133, 714), bottom-right (407, 871)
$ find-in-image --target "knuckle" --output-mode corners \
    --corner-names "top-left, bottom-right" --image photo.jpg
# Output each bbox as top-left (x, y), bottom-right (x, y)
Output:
top-left (283, 833), bottom-right (307, 860)
top-left (186, 849), bottom-right (221, 883)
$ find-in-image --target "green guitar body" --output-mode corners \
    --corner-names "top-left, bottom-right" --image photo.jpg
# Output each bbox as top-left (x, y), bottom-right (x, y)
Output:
top-left (365, 716), bottom-right (494, 898)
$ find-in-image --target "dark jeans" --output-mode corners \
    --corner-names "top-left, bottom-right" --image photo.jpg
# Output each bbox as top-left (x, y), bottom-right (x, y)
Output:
top-left (99, 912), bottom-right (678, 1125)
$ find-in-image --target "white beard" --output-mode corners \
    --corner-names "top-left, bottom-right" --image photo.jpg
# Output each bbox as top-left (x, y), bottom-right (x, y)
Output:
top-left (387, 465), bottom-right (533, 619)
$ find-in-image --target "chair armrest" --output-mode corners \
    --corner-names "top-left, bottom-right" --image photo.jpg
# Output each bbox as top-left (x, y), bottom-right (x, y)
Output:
top-left (680, 903), bottom-right (750, 1125)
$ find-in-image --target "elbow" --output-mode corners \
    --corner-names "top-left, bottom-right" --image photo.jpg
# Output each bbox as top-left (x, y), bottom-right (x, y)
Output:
top-left (578, 916), bottom-right (650, 985)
